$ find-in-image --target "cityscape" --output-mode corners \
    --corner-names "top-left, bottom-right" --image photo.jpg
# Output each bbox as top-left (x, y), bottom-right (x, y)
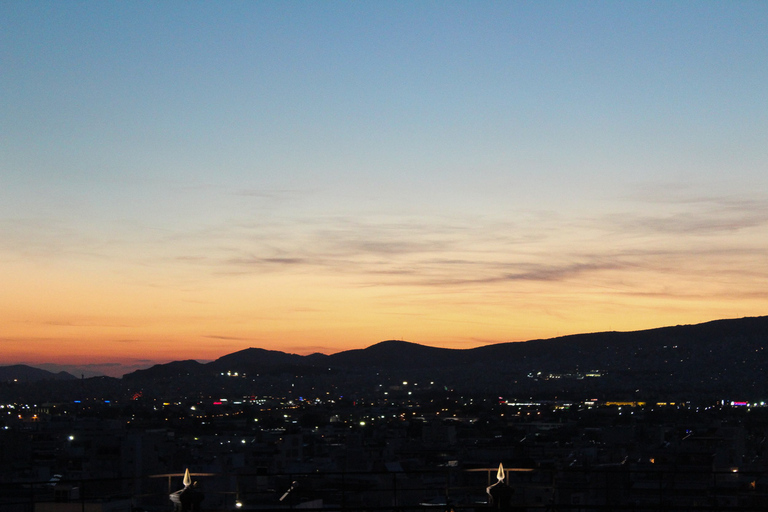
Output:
top-left (3, 316), bottom-right (768, 511)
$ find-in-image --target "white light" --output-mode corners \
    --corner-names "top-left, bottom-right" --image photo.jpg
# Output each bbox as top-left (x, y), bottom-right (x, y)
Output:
top-left (235, 501), bottom-right (243, 508)
top-left (68, 435), bottom-right (75, 441)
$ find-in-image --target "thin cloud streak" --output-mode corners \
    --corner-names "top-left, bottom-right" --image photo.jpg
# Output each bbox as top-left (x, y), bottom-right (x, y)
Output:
top-left (411, 261), bottom-right (630, 287)
top-left (203, 198), bottom-right (764, 286)
top-left (612, 204), bottom-right (768, 235)
top-left (4, 189), bottom-right (766, 305)
top-left (617, 187), bottom-right (768, 235)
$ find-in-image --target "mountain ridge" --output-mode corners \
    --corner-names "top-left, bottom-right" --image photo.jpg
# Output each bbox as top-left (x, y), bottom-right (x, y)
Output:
top-left (115, 315), bottom-right (768, 394)
top-left (125, 315), bottom-right (768, 376)
top-left (0, 364), bottom-right (77, 382)
top-left (5, 315), bottom-right (768, 402)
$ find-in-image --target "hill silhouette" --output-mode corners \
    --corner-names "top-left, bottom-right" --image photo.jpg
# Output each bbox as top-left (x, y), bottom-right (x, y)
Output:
top-left (0, 364), bottom-right (76, 382)
top-left (5, 316), bottom-right (767, 403)
top-left (116, 315), bottom-right (768, 401)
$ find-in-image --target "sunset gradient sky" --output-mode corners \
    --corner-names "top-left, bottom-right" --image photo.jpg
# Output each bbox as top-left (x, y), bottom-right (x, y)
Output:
top-left (2, 2), bottom-right (767, 376)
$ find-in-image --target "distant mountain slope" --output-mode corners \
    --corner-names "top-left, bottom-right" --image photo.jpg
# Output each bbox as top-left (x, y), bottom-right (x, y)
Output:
top-left (209, 347), bottom-right (317, 373)
top-left (122, 360), bottom-right (206, 381)
top-left (327, 340), bottom-right (465, 368)
top-left (469, 315), bottom-right (768, 370)
top-left (0, 365), bottom-right (77, 382)
top-left (120, 316), bottom-right (768, 400)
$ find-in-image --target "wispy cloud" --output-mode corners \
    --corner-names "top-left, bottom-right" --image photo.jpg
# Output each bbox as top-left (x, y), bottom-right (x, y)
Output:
top-left (612, 199), bottom-right (768, 236)
top-left (411, 260), bottom-right (630, 287)
top-left (155, 190), bottom-right (768, 299)
top-left (8, 183), bottom-right (765, 310)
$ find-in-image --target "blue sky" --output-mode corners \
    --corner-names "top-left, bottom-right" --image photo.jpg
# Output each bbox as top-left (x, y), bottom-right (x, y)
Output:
top-left (1, 1), bottom-right (767, 376)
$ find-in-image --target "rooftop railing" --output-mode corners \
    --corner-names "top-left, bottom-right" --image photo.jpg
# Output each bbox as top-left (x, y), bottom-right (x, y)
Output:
top-left (4, 465), bottom-right (768, 512)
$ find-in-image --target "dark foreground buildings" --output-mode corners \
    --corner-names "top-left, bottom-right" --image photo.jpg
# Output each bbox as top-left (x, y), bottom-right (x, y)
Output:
top-left (4, 391), bottom-right (768, 511)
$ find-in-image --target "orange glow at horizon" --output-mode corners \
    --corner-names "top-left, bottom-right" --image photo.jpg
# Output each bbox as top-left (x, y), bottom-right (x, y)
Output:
top-left (2, 249), bottom-right (766, 369)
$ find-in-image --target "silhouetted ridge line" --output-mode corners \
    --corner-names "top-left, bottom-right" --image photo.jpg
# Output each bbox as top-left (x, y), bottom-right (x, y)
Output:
top-left (327, 339), bottom-right (466, 368)
top-left (55, 315), bottom-right (765, 402)
top-left (0, 364), bottom-right (77, 382)
top-left (122, 360), bottom-right (205, 381)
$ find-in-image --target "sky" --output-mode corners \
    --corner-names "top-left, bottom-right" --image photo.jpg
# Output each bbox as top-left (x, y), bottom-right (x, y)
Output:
top-left (2, 1), bottom-right (767, 377)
